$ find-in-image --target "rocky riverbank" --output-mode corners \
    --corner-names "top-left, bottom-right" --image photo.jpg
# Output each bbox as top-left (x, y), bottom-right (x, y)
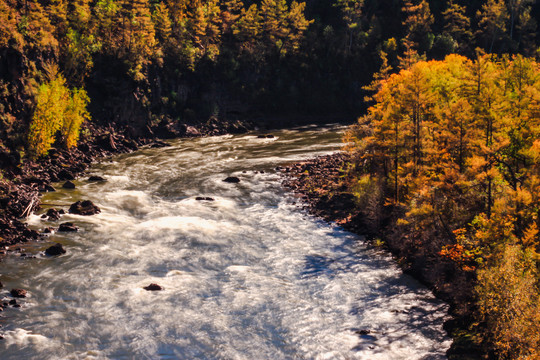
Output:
top-left (0, 118), bottom-right (252, 249)
top-left (281, 152), bottom-right (483, 360)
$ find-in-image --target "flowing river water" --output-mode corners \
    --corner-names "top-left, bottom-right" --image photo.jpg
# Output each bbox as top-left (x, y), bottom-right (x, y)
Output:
top-left (0, 125), bottom-right (451, 359)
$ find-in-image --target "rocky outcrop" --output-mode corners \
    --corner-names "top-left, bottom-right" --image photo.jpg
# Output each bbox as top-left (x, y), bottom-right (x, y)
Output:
top-left (68, 200), bottom-right (101, 216)
top-left (44, 208), bottom-right (62, 221)
top-left (45, 243), bottom-right (66, 256)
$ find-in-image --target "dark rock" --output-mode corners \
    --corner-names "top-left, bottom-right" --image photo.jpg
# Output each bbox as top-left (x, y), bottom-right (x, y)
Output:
top-left (97, 134), bottom-right (117, 151)
top-left (196, 197), bottom-right (215, 201)
top-left (45, 243), bottom-right (66, 256)
top-left (10, 288), bottom-right (27, 298)
top-left (257, 134), bottom-right (275, 139)
top-left (62, 181), bottom-right (76, 189)
top-left (356, 329), bottom-right (371, 335)
top-left (9, 299), bottom-right (17, 305)
top-left (58, 222), bottom-right (78, 232)
top-left (88, 176), bottom-right (106, 182)
top-left (59, 209), bottom-right (65, 214)
top-left (69, 200), bottom-right (101, 216)
top-left (22, 228), bottom-right (39, 240)
top-left (0, 281), bottom-right (3, 288)
top-left (143, 283), bottom-right (163, 291)
top-left (13, 304), bottom-right (21, 308)
top-left (78, 143), bottom-right (90, 152)
top-left (46, 208), bottom-right (62, 221)
top-left (155, 123), bottom-right (180, 139)
top-left (41, 184), bottom-right (56, 192)
top-left (43, 227), bottom-right (54, 234)
top-left (223, 176), bottom-right (240, 183)
top-left (57, 169), bottom-right (75, 181)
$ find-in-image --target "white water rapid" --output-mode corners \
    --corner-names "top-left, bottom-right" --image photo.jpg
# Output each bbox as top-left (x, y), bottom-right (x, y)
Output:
top-left (0, 125), bottom-right (451, 359)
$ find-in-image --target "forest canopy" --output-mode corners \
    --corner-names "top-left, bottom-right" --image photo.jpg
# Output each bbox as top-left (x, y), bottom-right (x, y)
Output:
top-left (0, 0), bottom-right (539, 155)
top-left (346, 53), bottom-right (540, 359)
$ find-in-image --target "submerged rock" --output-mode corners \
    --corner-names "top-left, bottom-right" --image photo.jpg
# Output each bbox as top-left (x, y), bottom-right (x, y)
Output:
top-left (223, 176), bottom-right (240, 183)
top-left (58, 222), bottom-right (78, 232)
top-left (69, 200), bottom-right (101, 216)
top-left (257, 134), bottom-right (275, 139)
top-left (45, 243), bottom-right (66, 256)
top-left (195, 197), bottom-right (215, 201)
top-left (88, 176), bottom-right (106, 182)
top-left (0, 280), bottom-right (3, 288)
top-left (62, 181), bottom-right (76, 189)
top-left (143, 283), bottom-right (163, 291)
top-left (10, 288), bottom-right (27, 298)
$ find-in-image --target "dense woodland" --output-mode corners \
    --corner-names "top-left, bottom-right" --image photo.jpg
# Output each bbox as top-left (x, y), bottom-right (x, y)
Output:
top-left (346, 54), bottom-right (540, 359)
top-left (0, 0), bottom-right (539, 156)
top-left (1, 0), bottom-right (540, 359)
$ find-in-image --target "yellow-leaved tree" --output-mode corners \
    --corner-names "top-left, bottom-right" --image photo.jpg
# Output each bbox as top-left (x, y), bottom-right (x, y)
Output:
top-left (28, 65), bottom-right (89, 158)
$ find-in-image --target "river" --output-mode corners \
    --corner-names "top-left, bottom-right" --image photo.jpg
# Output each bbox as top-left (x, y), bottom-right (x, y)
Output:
top-left (0, 125), bottom-right (451, 359)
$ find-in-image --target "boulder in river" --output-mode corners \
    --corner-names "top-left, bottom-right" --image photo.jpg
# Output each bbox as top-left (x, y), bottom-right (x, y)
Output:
top-left (62, 181), bottom-right (76, 189)
top-left (143, 283), bottom-right (163, 291)
top-left (223, 176), bottom-right (240, 183)
top-left (42, 227), bottom-right (54, 234)
top-left (10, 288), bottom-right (27, 298)
top-left (58, 222), bottom-right (78, 232)
top-left (0, 281), bottom-right (3, 288)
top-left (196, 197), bottom-right (215, 201)
top-left (46, 208), bottom-right (62, 221)
top-left (45, 243), bottom-right (66, 256)
top-left (88, 176), bottom-right (106, 182)
top-left (69, 200), bottom-right (101, 216)
top-left (355, 329), bottom-right (371, 335)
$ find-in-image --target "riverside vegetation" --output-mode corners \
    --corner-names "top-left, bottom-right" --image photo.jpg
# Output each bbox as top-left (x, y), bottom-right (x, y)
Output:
top-left (1, 0), bottom-right (540, 359)
top-left (342, 54), bottom-right (540, 359)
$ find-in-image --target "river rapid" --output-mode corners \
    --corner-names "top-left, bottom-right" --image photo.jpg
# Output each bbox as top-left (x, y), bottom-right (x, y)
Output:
top-left (0, 125), bottom-right (451, 359)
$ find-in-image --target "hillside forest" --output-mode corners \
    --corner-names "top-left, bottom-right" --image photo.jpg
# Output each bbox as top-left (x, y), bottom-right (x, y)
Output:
top-left (1, 0), bottom-right (540, 359)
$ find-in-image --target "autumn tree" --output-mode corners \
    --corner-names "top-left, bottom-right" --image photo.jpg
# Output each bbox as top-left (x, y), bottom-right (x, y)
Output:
top-left (441, 1), bottom-right (472, 55)
top-left (476, 0), bottom-right (510, 53)
top-left (28, 65), bottom-right (89, 157)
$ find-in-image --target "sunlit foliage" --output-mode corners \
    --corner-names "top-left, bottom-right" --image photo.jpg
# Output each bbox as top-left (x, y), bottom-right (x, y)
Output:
top-left (346, 54), bottom-right (540, 358)
top-left (28, 66), bottom-right (89, 158)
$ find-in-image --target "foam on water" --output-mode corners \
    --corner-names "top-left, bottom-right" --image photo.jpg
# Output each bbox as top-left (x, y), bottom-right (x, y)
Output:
top-left (0, 125), bottom-right (451, 359)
